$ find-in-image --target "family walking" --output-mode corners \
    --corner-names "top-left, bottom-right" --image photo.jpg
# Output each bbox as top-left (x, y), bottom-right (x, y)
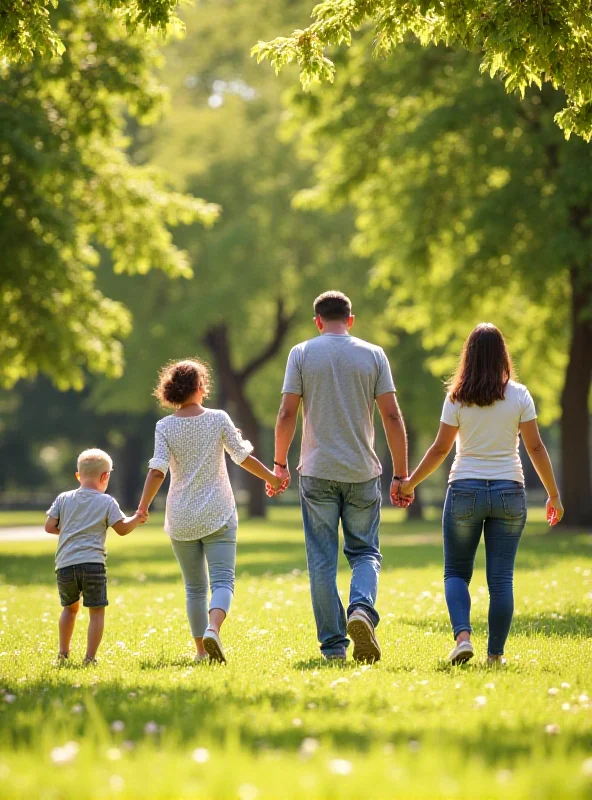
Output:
top-left (45, 291), bottom-right (564, 667)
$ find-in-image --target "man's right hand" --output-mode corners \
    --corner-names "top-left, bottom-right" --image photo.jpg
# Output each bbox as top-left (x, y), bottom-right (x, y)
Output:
top-left (266, 464), bottom-right (290, 497)
top-left (390, 477), bottom-right (414, 508)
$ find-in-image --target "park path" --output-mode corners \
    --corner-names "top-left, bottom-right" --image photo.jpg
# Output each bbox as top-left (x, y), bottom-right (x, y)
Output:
top-left (0, 527), bottom-right (47, 542)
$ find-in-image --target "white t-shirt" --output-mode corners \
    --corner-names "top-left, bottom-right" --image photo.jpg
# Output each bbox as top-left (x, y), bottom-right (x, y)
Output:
top-left (148, 409), bottom-right (253, 540)
top-left (441, 380), bottom-right (537, 484)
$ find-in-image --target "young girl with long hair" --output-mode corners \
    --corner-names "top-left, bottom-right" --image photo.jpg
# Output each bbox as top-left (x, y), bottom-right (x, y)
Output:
top-left (399, 323), bottom-right (563, 664)
top-left (137, 359), bottom-right (284, 664)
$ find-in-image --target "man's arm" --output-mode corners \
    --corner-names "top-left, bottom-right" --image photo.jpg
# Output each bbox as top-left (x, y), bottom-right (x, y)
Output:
top-left (376, 392), bottom-right (408, 479)
top-left (272, 393), bottom-right (301, 490)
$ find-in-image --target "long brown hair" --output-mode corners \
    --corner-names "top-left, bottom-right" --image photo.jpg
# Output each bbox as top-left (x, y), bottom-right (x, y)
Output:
top-left (448, 324), bottom-right (513, 407)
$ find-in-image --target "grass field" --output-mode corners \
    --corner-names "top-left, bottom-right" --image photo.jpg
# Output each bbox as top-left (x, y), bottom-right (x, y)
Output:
top-left (0, 507), bottom-right (591, 799)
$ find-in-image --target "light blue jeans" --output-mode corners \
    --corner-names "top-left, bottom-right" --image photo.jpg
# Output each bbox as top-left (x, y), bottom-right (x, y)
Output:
top-left (300, 476), bottom-right (382, 657)
top-left (170, 512), bottom-right (237, 638)
top-left (443, 479), bottom-right (526, 655)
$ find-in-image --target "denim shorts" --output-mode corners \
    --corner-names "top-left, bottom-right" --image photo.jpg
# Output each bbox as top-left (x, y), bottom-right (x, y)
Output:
top-left (56, 562), bottom-right (108, 608)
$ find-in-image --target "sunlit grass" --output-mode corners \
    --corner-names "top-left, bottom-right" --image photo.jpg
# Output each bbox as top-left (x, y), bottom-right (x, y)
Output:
top-left (0, 508), bottom-right (591, 798)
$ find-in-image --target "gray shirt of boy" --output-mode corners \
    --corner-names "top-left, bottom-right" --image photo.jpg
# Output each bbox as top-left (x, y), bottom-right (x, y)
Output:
top-left (282, 334), bottom-right (396, 483)
top-left (47, 488), bottom-right (124, 570)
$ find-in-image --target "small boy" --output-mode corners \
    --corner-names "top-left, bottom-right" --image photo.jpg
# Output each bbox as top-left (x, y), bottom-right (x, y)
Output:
top-left (45, 448), bottom-right (146, 664)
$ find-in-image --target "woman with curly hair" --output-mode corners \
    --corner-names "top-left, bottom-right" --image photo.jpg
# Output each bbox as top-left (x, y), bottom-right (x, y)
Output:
top-left (137, 358), bottom-right (284, 664)
top-left (399, 324), bottom-right (563, 665)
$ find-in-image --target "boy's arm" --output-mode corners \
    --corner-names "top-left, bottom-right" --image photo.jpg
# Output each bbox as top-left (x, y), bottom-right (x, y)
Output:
top-left (111, 512), bottom-right (146, 537)
top-left (45, 516), bottom-right (60, 534)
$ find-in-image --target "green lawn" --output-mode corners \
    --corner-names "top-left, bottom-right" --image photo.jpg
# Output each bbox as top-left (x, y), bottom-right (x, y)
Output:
top-left (0, 508), bottom-right (591, 799)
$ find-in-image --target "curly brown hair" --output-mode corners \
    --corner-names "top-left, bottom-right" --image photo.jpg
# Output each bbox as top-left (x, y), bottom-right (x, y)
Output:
top-left (153, 359), bottom-right (211, 408)
top-left (448, 323), bottom-right (514, 407)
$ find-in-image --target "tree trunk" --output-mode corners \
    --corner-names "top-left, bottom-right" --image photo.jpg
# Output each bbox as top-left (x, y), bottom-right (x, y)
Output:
top-left (560, 269), bottom-right (592, 527)
top-left (203, 300), bottom-right (294, 519)
top-left (405, 421), bottom-right (424, 520)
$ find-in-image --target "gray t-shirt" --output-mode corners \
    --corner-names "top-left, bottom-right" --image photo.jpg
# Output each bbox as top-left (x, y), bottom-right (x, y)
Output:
top-left (47, 488), bottom-right (124, 570)
top-left (282, 334), bottom-right (396, 483)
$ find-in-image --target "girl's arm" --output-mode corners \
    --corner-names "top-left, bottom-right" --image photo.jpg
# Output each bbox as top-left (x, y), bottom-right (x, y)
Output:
top-left (240, 455), bottom-right (282, 490)
top-left (400, 422), bottom-right (458, 494)
top-left (138, 469), bottom-right (166, 514)
top-left (520, 419), bottom-right (564, 523)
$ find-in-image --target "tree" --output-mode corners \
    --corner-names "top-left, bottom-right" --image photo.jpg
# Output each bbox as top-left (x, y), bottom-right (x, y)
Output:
top-left (0, 1), bottom-right (218, 389)
top-left (253, 0), bottom-right (592, 141)
top-left (283, 42), bottom-right (592, 525)
top-left (1, 0), bottom-right (180, 62)
top-left (89, 0), bottom-right (371, 517)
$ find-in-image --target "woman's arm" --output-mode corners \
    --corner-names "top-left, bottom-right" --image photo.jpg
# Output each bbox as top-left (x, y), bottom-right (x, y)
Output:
top-left (138, 469), bottom-right (166, 514)
top-left (240, 455), bottom-right (282, 490)
top-left (519, 419), bottom-right (564, 523)
top-left (400, 422), bottom-right (459, 494)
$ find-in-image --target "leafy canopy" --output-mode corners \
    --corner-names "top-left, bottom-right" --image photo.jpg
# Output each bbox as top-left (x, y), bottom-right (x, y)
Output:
top-left (284, 41), bottom-right (592, 424)
top-left (0, 0), bottom-right (181, 62)
top-left (253, 0), bottom-right (592, 141)
top-left (0, 1), bottom-right (218, 390)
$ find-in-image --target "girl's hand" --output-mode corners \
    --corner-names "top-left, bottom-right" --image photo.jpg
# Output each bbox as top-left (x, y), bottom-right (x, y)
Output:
top-left (546, 495), bottom-right (564, 526)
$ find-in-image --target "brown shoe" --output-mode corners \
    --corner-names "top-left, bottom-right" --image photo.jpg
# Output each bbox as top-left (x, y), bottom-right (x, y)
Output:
top-left (347, 609), bottom-right (381, 663)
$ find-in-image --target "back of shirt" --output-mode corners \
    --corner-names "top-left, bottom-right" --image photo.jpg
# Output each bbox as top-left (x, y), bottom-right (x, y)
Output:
top-left (282, 334), bottom-right (396, 483)
top-left (441, 380), bottom-right (537, 483)
top-left (47, 488), bottom-right (124, 570)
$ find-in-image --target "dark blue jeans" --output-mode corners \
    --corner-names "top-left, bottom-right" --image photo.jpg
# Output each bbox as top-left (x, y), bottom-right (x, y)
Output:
top-left (300, 476), bottom-right (382, 657)
top-left (443, 479), bottom-right (527, 656)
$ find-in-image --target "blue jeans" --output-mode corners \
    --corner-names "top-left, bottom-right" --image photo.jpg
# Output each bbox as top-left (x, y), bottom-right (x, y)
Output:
top-left (300, 476), bottom-right (382, 657)
top-left (443, 479), bottom-right (527, 656)
top-left (170, 512), bottom-right (237, 638)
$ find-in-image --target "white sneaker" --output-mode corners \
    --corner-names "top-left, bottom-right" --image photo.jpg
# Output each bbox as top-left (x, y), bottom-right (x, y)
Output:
top-left (203, 628), bottom-right (226, 664)
top-left (448, 640), bottom-right (474, 665)
top-left (347, 609), bottom-right (381, 663)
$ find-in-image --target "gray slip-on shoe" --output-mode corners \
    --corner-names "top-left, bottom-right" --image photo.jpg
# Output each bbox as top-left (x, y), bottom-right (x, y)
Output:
top-left (347, 609), bottom-right (381, 663)
top-left (447, 640), bottom-right (474, 665)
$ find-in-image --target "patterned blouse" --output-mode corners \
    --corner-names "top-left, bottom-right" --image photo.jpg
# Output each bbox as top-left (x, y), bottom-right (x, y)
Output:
top-left (148, 409), bottom-right (253, 540)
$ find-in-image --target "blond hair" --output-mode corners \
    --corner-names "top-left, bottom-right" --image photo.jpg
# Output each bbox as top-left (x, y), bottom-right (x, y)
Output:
top-left (77, 449), bottom-right (113, 479)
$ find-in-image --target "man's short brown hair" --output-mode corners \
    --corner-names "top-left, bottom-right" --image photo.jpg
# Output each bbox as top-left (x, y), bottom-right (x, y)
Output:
top-left (313, 291), bottom-right (352, 321)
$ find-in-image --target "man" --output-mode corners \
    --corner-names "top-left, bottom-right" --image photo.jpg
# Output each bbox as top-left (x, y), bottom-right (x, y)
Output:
top-left (268, 291), bottom-right (410, 662)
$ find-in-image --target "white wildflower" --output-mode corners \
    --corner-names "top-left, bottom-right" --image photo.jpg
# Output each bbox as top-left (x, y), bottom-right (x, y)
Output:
top-left (50, 741), bottom-right (79, 765)
top-left (328, 758), bottom-right (353, 775)
top-left (192, 747), bottom-right (210, 764)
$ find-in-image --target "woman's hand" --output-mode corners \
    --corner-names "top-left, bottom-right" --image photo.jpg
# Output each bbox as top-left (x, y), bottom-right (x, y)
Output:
top-left (390, 477), bottom-right (414, 508)
top-left (546, 495), bottom-right (564, 526)
top-left (399, 478), bottom-right (414, 496)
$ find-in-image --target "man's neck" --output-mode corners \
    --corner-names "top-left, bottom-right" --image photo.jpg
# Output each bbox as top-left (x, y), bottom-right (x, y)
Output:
top-left (320, 324), bottom-right (350, 336)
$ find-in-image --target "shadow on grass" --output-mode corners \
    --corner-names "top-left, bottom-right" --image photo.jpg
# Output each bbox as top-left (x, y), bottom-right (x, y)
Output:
top-left (2, 676), bottom-right (591, 761)
top-left (0, 530), bottom-right (589, 588)
top-left (399, 609), bottom-right (591, 640)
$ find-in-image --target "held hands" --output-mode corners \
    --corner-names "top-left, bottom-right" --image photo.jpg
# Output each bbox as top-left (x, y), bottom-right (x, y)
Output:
top-left (546, 495), bottom-right (564, 527)
top-left (265, 463), bottom-right (290, 497)
top-left (135, 508), bottom-right (149, 525)
top-left (390, 477), bottom-right (415, 509)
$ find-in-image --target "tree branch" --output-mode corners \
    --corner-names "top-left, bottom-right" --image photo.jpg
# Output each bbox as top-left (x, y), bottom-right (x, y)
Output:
top-left (239, 298), bottom-right (295, 383)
